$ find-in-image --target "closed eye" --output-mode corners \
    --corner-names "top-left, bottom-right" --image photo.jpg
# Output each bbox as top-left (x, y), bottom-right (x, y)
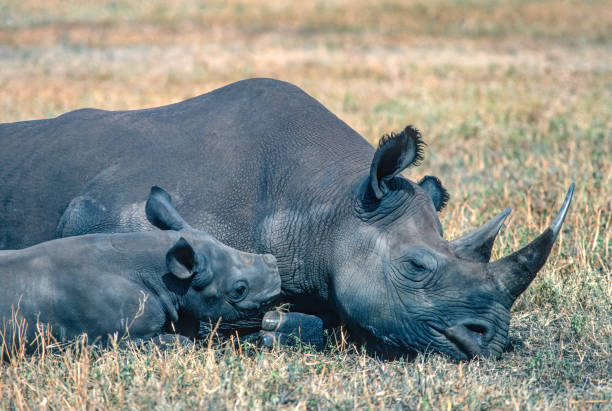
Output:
top-left (391, 250), bottom-right (439, 286)
top-left (227, 281), bottom-right (249, 303)
top-left (408, 260), bottom-right (427, 271)
top-left (398, 252), bottom-right (437, 273)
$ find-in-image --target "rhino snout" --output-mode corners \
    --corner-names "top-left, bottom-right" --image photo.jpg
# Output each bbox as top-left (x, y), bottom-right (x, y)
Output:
top-left (441, 319), bottom-right (506, 359)
top-left (258, 270), bottom-right (282, 308)
top-left (260, 287), bottom-right (282, 309)
top-left (230, 255), bottom-right (281, 312)
top-left (232, 283), bottom-right (281, 313)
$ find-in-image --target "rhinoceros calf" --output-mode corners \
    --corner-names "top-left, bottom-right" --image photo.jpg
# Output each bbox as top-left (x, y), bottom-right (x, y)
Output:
top-left (0, 78), bottom-right (573, 359)
top-left (0, 187), bottom-right (281, 355)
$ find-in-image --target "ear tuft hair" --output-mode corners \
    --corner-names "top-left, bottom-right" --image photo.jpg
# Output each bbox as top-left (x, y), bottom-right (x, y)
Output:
top-left (378, 125), bottom-right (426, 167)
top-left (418, 175), bottom-right (449, 211)
top-left (369, 125), bottom-right (427, 200)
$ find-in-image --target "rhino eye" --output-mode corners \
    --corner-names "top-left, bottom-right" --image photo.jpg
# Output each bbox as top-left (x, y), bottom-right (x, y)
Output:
top-left (228, 280), bottom-right (249, 303)
top-left (391, 251), bottom-right (438, 288)
top-left (416, 253), bottom-right (438, 270)
top-left (408, 259), bottom-right (427, 271)
top-left (400, 260), bottom-right (430, 278)
top-left (397, 251), bottom-right (438, 275)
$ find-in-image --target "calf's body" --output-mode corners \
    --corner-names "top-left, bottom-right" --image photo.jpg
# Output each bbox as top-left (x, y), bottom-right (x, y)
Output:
top-left (0, 188), bottom-right (281, 354)
top-left (1, 232), bottom-right (176, 347)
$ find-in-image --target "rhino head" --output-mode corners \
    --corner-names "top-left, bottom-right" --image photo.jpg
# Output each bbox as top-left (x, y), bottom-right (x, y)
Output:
top-left (331, 126), bottom-right (574, 360)
top-left (145, 186), bottom-right (282, 323)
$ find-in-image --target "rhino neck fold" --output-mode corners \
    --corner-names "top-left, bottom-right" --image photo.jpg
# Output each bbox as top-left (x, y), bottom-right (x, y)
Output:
top-left (140, 271), bottom-right (181, 323)
top-left (262, 189), bottom-right (349, 311)
top-left (110, 231), bottom-right (183, 323)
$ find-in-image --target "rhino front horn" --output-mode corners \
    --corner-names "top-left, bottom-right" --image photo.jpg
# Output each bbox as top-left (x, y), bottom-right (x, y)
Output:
top-left (490, 184), bottom-right (574, 302)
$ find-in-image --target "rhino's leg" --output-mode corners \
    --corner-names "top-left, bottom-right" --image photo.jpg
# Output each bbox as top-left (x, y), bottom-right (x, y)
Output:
top-left (258, 311), bottom-right (324, 349)
top-left (56, 196), bottom-right (109, 237)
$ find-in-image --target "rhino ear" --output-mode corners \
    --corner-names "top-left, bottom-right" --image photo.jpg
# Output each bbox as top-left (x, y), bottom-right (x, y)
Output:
top-left (146, 186), bottom-right (192, 231)
top-left (166, 237), bottom-right (200, 279)
top-left (418, 176), bottom-right (449, 211)
top-left (369, 125), bottom-right (425, 200)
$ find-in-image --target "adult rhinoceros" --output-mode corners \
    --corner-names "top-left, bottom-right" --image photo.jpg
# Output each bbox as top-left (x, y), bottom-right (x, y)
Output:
top-left (0, 78), bottom-right (573, 359)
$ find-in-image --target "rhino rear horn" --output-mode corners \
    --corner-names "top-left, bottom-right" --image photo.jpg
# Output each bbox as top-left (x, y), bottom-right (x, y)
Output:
top-left (450, 207), bottom-right (512, 262)
top-left (145, 186), bottom-right (193, 231)
top-left (489, 184), bottom-right (574, 302)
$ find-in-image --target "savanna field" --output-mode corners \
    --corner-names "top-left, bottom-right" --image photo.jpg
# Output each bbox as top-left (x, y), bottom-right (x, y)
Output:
top-left (0, 0), bottom-right (610, 409)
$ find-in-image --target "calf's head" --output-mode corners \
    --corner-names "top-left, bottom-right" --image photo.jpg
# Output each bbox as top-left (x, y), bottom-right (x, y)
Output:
top-left (146, 186), bottom-right (281, 322)
top-left (332, 126), bottom-right (574, 360)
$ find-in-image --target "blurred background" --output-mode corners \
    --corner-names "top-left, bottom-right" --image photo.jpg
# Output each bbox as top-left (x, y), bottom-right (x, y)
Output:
top-left (0, 1), bottom-right (610, 408)
top-left (1, 0), bottom-right (610, 272)
top-left (1, 0), bottom-right (609, 257)
top-left (2, 1), bottom-right (609, 132)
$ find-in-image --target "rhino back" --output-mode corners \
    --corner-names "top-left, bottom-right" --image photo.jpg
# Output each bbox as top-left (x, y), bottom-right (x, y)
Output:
top-left (0, 233), bottom-right (169, 345)
top-left (1, 78), bottom-right (373, 250)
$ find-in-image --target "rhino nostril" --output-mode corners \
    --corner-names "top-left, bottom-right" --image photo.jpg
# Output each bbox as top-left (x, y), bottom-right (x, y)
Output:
top-left (443, 320), bottom-right (495, 358)
top-left (465, 323), bottom-right (487, 336)
top-left (462, 322), bottom-right (492, 347)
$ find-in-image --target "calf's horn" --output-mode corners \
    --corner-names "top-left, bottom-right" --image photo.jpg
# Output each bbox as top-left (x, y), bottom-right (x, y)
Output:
top-left (489, 184), bottom-right (574, 301)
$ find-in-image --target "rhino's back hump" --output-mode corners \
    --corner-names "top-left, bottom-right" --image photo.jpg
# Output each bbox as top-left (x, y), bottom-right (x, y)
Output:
top-left (0, 79), bottom-right (374, 249)
top-left (2, 78), bottom-right (371, 172)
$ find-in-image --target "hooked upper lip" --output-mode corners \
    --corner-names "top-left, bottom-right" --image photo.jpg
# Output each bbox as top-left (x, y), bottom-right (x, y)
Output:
top-left (442, 324), bottom-right (483, 359)
top-left (260, 286), bottom-right (282, 308)
top-left (431, 321), bottom-right (496, 360)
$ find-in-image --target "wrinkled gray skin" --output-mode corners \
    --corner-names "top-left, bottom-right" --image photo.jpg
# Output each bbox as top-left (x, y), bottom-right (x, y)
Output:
top-left (0, 187), bottom-right (281, 354)
top-left (0, 78), bottom-right (573, 359)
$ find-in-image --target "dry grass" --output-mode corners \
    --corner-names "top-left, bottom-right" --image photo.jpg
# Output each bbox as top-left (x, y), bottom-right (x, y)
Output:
top-left (1, 0), bottom-right (611, 409)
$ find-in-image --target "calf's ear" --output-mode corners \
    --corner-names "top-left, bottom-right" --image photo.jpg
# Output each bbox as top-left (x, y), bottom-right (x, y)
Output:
top-left (166, 237), bottom-right (199, 279)
top-left (146, 186), bottom-right (192, 231)
top-left (369, 125), bottom-right (425, 200)
top-left (418, 176), bottom-right (449, 211)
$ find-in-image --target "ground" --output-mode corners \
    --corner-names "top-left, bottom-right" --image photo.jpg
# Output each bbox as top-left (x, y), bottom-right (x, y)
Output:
top-left (0, 0), bottom-right (610, 409)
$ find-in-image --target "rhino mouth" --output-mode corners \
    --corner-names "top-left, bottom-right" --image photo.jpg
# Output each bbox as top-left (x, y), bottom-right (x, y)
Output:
top-left (259, 289), bottom-right (282, 310)
top-left (231, 286), bottom-right (282, 319)
top-left (429, 321), bottom-right (508, 360)
top-left (440, 326), bottom-right (486, 359)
